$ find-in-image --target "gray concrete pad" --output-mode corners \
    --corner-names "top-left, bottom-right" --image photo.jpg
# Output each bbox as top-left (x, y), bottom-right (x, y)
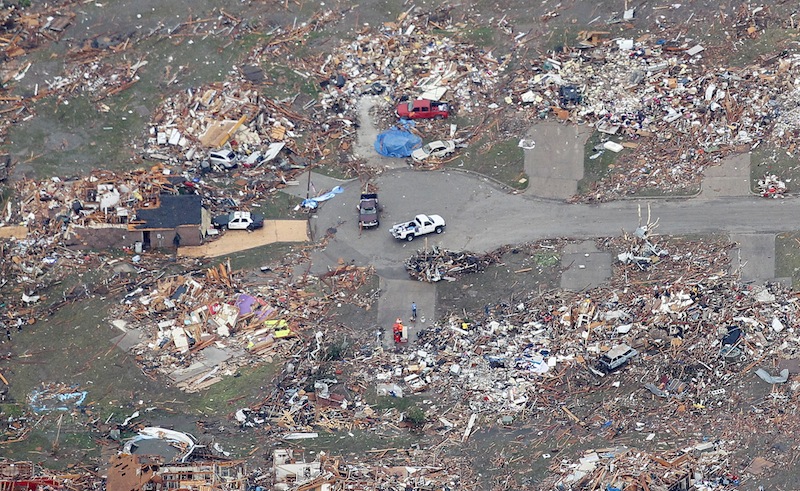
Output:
top-left (110, 328), bottom-right (146, 353)
top-left (529, 177), bottom-right (583, 200)
top-left (560, 240), bottom-right (612, 291)
top-left (167, 346), bottom-right (239, 383)
top-left (523, 122), bottom-right (590, 199)
top-left (377, 276), bottom-right (436, 348)
top-left (700, 153), bottom-right (751, 198)
top-left (355, 95), bottom-right (407, 169)
top-left (730, 233), bottom-right (775, 285)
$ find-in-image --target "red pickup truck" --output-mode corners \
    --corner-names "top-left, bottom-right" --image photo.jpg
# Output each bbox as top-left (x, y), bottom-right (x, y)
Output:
top-left (396, 99), bottom-right (450, 120)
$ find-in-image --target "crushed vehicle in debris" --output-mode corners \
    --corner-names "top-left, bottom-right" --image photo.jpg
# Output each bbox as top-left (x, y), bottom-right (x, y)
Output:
top-left (396, 99), bottom-right (450, 120)
top-left (598, 344), bottom-right (638, 372)
top-left (411, 140), bottom-right (456, 162)
top-left (390, 214), bottom-right (445, 241)
top-left (208, 149), bottom-right (239, 171)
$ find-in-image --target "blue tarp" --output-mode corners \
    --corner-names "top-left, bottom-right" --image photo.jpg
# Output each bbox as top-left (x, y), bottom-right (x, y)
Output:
top-left (301, 185), bottom-right (344, 210)
top-left (374, 126), bottom-right (422, 158)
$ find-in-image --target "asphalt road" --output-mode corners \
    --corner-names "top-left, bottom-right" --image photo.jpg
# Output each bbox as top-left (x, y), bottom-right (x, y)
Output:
top-left (307, 167), bottom-right (798, 275)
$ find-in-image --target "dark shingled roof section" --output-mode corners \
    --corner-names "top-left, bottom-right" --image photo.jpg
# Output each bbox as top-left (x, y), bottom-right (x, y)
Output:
top-left (133, 194), bottom-right (202, 230)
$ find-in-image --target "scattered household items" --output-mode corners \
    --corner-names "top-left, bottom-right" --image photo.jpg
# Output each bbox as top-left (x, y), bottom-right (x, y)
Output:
top-left (758, 174), bottom-right (787, 198)
top-left (406, 247), bottom-right (499, 282)
top-left (389, 214), bottom-right (446, 241)
top-left (4, 3), bottom-right (800, 490)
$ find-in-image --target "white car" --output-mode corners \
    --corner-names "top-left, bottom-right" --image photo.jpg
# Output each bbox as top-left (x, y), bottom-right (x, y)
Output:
top-left (208, 149), bottom-right (238, 170)
top-left (411, 140), bottom-right (456, 162)
top-left (390, 214), bottom-right (446, 241)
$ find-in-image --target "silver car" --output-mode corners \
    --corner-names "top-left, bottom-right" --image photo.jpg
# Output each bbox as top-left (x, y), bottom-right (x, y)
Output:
top-left (411, 140), bottom-right (456, 162)
top-left (598, 344), bottom-right (638, 372)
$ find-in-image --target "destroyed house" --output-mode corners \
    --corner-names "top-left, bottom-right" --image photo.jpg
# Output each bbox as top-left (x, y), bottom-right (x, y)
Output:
top-left (0, 460), bottom-right (61, 490)
top-left (129, 194), bottom-right (209, 249)
top-left (59, 171), bottom-right (208, 250)
top-left (273, 449), bottom-right (329, 491)
top-left (107, 454), bottom-right (247, 490)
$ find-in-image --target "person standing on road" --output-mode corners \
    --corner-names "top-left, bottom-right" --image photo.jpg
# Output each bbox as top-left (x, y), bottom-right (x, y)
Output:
top-left (393, 318), bottom-right (404, 344)
top-left (411, 302), bottom-right (417, 321)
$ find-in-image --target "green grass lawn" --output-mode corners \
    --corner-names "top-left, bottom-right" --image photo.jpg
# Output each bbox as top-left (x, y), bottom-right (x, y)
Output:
top-left (775, 232), bottom-right (800, 287)
top-left (578, 131), bottom-right (618, 194)
top-left (751, 143), bottom-right (800, 194)
top-left (448, 136), bottom-right (527, 190)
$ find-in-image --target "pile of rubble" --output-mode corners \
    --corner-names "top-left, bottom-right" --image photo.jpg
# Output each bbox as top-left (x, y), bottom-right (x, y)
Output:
top-left (110, 257), bottom-right (377, 392)
top-left (512, 39), bottom-right (800, 197)
top-left (140, 82), bottom-right (316, 174)
top-left (213, 231), bottom-right (795, 485)
top-left (115, 263), bottom-right (308, 392)
top-left (757, 173), bottom-right (787, 198)
top-left (405, 246), bottom-right (499, 282)
top-left (310, 7), bottom-right (508, 120)
top-left (7, 2), bottom-right (800, 201)
top-left (268, 448), bottom-right (464, 491)
top-left (541, 443), bottom-right (740, 491)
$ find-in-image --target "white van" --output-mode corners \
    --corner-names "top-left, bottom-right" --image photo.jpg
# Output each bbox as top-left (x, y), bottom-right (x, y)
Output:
top-left (599, 344), bottom-right (638, 372)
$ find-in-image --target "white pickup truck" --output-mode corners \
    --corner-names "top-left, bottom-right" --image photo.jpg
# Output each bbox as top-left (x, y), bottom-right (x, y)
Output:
top-left (389, 214), bottom-right (445, 241)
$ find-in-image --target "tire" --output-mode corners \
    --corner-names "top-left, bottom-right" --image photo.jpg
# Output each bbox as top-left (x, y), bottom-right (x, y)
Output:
top-left (435, 226), bottom-right (443, 234)
top-left (406, 234), bottom-right (415, 241)
top-left (375, 220), bottom-right (380, 228)
top-left (434, 115), bottom-right (443, 121)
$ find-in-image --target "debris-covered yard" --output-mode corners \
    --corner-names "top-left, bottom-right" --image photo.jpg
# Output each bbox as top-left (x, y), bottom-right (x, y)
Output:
top-left (4, 1), bottom-right (800, 490)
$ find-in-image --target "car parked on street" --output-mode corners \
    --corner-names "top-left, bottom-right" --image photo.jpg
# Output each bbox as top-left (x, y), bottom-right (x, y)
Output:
top-left (358, 193), bottom-right (380, 229)
top-left (389, 214), bottom-right (445, 241)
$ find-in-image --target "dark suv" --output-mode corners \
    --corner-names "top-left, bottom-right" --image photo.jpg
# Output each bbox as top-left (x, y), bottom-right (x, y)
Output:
top-left (358, 193), bottom-right (380, 229)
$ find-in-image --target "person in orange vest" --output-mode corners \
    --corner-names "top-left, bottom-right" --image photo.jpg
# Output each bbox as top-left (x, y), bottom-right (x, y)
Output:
top-left (393, 318), bottom-right (404, 343)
